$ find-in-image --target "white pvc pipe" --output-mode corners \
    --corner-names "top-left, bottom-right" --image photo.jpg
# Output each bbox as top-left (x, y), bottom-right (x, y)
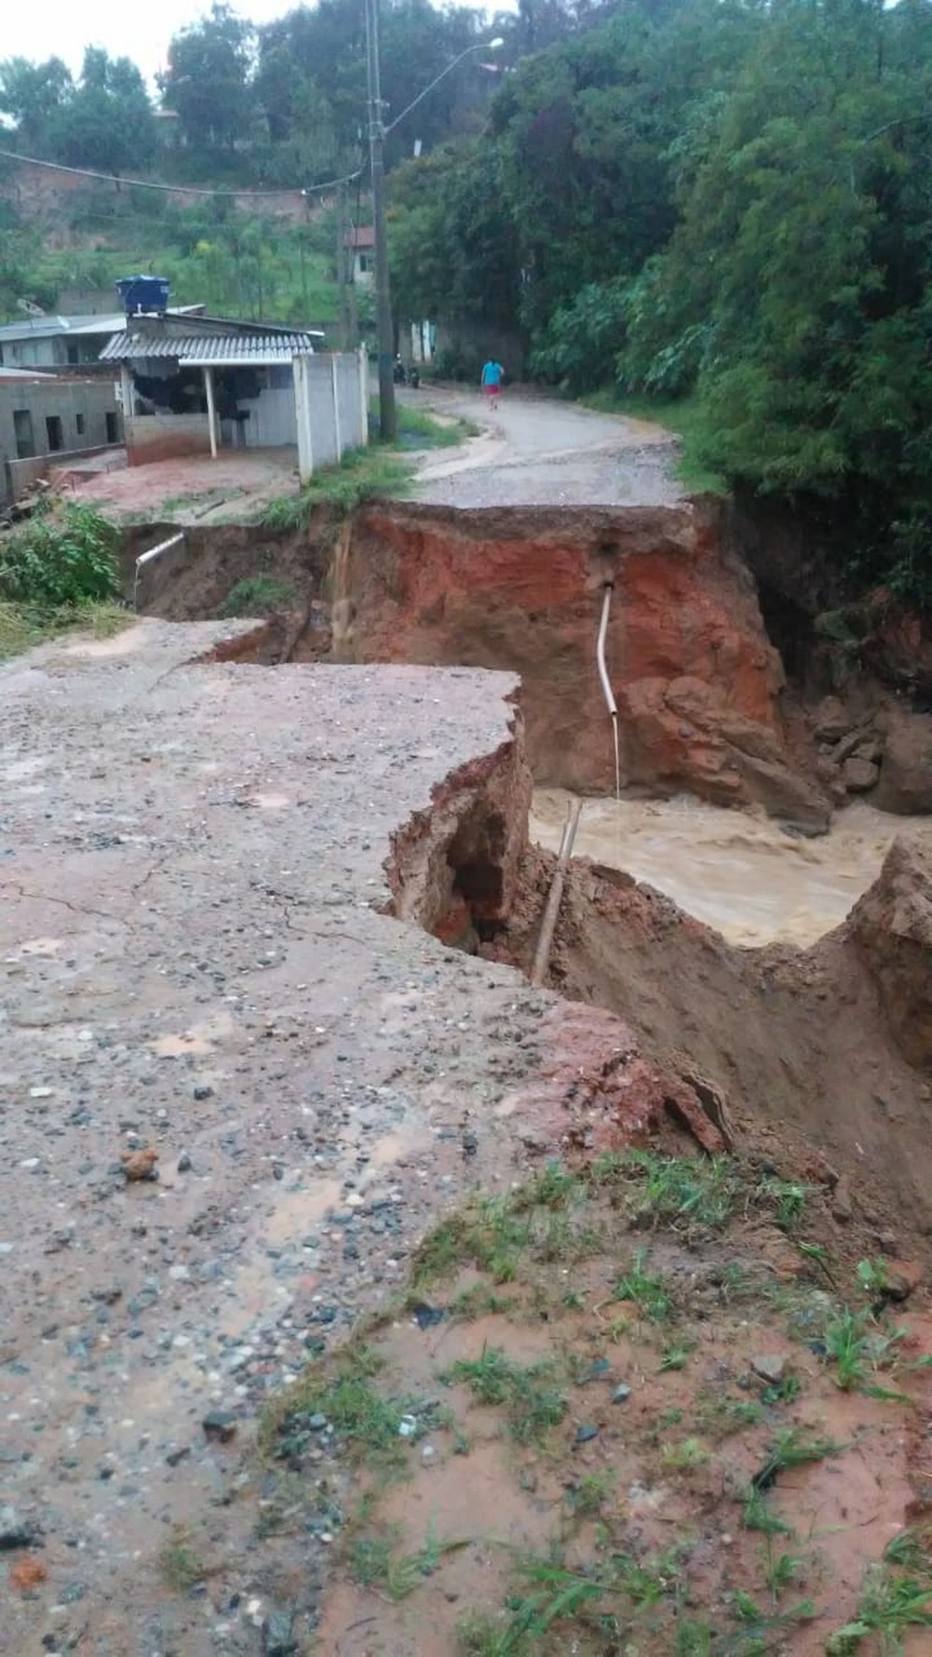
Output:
top-left (597, 582), bottom-right (622, 801)
top-left (596, 583), bottom-right (617, 718)
top-left (134, 531), bottom-right (184, 609)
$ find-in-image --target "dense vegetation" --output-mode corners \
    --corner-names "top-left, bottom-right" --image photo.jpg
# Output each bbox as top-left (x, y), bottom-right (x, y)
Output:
top-left (0, 503), bottom-right (126, 660)
top-left (0, 184), bottom-right (346, 329)
top-left (390, 0), bottom-right (932, 601)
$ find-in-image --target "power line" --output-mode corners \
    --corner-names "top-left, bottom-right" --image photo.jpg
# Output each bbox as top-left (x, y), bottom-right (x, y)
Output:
top-left (0, 145), bottom-right (365, 200)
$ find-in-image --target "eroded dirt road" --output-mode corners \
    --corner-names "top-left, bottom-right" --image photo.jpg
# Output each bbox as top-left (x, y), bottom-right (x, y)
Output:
top-left (0, 622), bottom-right (555, 1654)
top-left (407, 385), bottom-right (682, 509)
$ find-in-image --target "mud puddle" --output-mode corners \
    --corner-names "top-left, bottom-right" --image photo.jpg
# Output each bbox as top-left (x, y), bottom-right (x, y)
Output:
top-left (531, 787), bottom-right (932, 947)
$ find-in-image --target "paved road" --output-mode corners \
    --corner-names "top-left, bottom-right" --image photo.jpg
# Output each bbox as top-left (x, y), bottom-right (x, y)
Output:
top-left (0, 622), bottom-right (553, 1653)
top-left (407, 384), bottom-right (683, 509)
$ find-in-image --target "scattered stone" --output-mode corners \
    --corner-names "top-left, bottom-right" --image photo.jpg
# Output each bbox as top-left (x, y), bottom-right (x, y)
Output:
top-left (832, 1178), bottom-right (854, 1223)
top-left (850, 840), bottom-right (932, 1068)
top-left (176, 1152), bottom-right (192, 1173)
top-left (411, 1301), bottom-right (445, 1330)
top-left (165, 1447), bottom-right (191, 1467)
top-left (193, 1085), bottom-right (213, 1101)
top-left (881, 1260), bottom-right (922, 1302)
top-left (750, 1354), bottom-right (787, 1386)
top-left (263, 1605), bottom-right (299, 1657)
top-left (9, 1554), bottom-right (48, 1590)
top-left (842, 755), bottom-right (879, 793)
top-left (813, 696), bottom-right (852, 743)
top-left (574, 1424), bottom-right (600, 1444)
top-left (120, 1147), bottom-right (159, 1183)
top-left (611, 1384), bottom-right (632, 1404)
top-left (0, 1507), bottom-right (38, 1550)
top-left (307, 1414), bottom-right (327, 1432)
top-left (398, 1415), bottom-right (417, 1439)
top-left (202, 1411), bottom-right (238, 1445)
top-left (578, 1357), bottom-right (611, 1385)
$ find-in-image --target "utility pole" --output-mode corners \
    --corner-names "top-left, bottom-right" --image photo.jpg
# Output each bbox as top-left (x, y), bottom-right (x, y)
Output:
top-left (364, 0), bottom-right (396, 442)
top-left (335, 181), bottom-right (358, 351)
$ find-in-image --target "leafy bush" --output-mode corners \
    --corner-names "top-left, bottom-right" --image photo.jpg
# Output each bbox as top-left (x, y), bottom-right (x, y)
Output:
top-left (220, 577), bottom-right (296, 617)
top-left (532, 278), bottom-right (630, 394)
top-left (0, 505), bottom-right (119, 607)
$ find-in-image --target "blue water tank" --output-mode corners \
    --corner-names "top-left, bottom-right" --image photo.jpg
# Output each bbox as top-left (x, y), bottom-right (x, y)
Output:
top-left (116, 275), bottom-right (170, 317)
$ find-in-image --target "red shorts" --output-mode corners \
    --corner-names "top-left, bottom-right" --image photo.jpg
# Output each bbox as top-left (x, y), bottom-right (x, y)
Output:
top-left (482, 383), bottom-right (501, 397)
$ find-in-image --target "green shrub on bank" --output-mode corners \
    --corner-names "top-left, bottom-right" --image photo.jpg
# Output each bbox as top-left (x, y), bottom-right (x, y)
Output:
top-left (0, 505), bottom-right (119, 607)
top-left (220, 576), bottom-right (296, 617)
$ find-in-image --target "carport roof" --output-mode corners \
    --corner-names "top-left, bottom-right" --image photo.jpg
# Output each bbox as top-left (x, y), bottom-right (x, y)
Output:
top-left (100, 330), bottom-right (323, 367)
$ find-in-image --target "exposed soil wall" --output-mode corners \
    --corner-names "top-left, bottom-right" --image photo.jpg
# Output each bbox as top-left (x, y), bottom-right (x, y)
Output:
top-left (497, 842), bottom-right (932, 1254)
top-left (338, 500), bottom-right (832, 827)
top-left (385, 693), bottom-right (533, 951)
top-left (121, 519), bottom-right (333, 640)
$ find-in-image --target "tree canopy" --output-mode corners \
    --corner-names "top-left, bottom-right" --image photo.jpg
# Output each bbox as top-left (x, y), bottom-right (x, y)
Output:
top-left (389, 0), bottom-right (932, 600)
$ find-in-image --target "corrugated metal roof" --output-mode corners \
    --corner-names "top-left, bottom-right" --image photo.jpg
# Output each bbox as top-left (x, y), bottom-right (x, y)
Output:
top-left (100, 330), bottom-right (323, 365)
top-left (0, 308), bottom-right (198, 342)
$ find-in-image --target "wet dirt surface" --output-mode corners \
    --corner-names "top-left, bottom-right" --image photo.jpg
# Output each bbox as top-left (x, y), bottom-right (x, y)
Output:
top-left (404, 386), bottom-right (683, 510)
top-left (73, 448), bottom-right (302, 525)
top-left (531, 787), bottom-right (932, 947)
top-left (301, 1174), bottom-right (932, 1657)
top-left (0, 621), bottom-right (558, 1654)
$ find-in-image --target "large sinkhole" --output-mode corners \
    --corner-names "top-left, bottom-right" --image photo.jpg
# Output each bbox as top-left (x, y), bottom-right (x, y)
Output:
top-left (124, 499), bottom-right (932, 1246)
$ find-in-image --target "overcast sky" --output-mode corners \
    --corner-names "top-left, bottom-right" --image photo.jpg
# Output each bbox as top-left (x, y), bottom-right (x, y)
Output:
top-left (4, 0), bottom-right (507, 88)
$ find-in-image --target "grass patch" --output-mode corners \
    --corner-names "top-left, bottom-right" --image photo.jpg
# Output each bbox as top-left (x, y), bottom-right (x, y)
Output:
top-left (621, 1149), bottom-right (741, 1231)
top-left (259, 447), bottom-right (413, 528)
top-left (351, 1527), bottom-right (468, 1600)
top-left (412, 1163), bottom-right (594, 1289)
top-left (442, 1345), bottom-right (567, 1444)
top-left (219, 576), bottom-right (296, 617)
top-left (566, 1470), bottom-right (614, 1518)
top-left (579, 390), bottom-right (727, 494)
top-left (263, 1342), bottom-right (446, 1472)
top-left (0, 599), bottom-right (131, 661)
top-left (696, 1392), bottom-right (765, 1441)
top-left (822, 1306), bottom-right (904, 1395)
top-left (826, 1559), bottom-right (932, 1653)
top-left (752, 1427), bottom-right (840, 1490)
top-left (661, 1437), bottom-right (710, 1473)
top-left (613, 1249), bottom-right (674, 1321)
top-left (390, 401), bottom-right (477, 449)
top-left (159, 1529), bottom-right (209, 1591)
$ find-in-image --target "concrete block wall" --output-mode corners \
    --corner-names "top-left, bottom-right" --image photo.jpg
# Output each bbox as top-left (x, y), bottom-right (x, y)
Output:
top-left (125, 413), bottom-right (212, 467)
top-left (294, 351), bottom-right (367, 483)
top-left (0, 379), bottom-right (120, 502)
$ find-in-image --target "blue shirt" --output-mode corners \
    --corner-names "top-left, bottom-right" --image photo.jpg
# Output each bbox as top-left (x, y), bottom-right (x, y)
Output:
top-left (481, 360), bottom-right (504, 386)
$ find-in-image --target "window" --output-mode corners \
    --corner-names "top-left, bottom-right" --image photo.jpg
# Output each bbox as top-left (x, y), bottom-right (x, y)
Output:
top-left (358, 254), bottom-right (370, 273)
top-left (66, 344), bottom-right (79, 365)
top-left (76, 412), bottom-right (85, 438)
top-left (105, 412), bottom-right (119, 444)
top-left (45, 415), bottom-right (64, 452)
top-left (13, 409), bottom-right (35, 459)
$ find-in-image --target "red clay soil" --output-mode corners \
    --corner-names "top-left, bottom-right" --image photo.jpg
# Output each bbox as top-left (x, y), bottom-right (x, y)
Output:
top-left (340, 500), bottom-right (832, 828)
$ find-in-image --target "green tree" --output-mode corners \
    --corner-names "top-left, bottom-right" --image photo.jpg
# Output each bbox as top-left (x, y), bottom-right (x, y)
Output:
top-left (55, 49), bottom-right (155, 171)
top-left (160, 3), bottom-right (255, 150)
top-left (0, 56), bottom-right (72, 151)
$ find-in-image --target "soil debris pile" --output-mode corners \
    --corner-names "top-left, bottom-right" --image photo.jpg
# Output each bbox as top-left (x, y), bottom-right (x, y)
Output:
top-left (850, 838), bottom-right (932, 1069)
top-left (495, 844), bottom-right (932, 1249)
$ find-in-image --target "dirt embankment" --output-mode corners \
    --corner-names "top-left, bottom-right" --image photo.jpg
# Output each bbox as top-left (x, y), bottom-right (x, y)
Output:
top-left (138, 498), bottom-right (840, 828)
top-left (486, 836), bottom-right (932, 1261)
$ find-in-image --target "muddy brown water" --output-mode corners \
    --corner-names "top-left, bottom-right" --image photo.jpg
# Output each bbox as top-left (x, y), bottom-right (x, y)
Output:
top-left (531, 788), bottom-right (932, 947)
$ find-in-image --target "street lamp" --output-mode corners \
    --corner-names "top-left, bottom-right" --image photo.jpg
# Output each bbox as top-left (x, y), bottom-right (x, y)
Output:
top-left (363, 12), bottom-right (504, 442)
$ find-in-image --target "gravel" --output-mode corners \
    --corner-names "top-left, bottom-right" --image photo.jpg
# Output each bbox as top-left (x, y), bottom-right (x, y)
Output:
top-left (0, 621), bottom-right (551, 1652)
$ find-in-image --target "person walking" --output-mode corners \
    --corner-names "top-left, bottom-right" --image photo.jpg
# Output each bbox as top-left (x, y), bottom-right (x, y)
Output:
top-left (480, 358), bottom-right (505, 401)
